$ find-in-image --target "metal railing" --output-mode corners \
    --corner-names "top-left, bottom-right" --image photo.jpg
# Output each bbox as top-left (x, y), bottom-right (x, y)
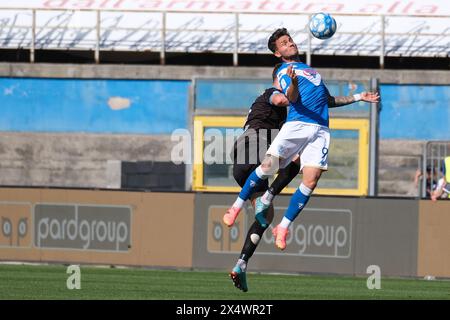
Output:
top-left (0, 7), bottom-right (449, 66)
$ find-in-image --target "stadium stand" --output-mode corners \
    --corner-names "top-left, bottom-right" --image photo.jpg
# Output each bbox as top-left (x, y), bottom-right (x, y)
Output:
top-left (0, 3), bottom-right (449, 195)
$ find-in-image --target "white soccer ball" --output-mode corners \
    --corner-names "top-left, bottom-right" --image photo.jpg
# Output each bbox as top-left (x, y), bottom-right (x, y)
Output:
top-left (309, 12), bottom-right (337, 40)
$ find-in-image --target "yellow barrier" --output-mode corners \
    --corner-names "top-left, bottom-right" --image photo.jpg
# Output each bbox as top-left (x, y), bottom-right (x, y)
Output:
top-left (193, 116), bottom-right (369, 196)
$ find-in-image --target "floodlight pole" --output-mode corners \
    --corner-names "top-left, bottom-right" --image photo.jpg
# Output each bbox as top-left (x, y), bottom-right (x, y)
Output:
top-left (306, 30), bottom-right (312, 66)
top-left (369, 77), bottom-right (380, 196)
top-left (161, 11), bottom-right (166, 65)
top-left (380, 15), bottom-right (385, 69)
top-left (95, 10), bottom-right (100, 64)
top-left (233, 13), bottom-right (239, 66)
top-left (30, 9), bottom-right (36, 63)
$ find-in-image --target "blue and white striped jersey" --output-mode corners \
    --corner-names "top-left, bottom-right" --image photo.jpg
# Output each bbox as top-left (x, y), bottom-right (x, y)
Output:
top-left (277, 61), bottom-right (330, 127)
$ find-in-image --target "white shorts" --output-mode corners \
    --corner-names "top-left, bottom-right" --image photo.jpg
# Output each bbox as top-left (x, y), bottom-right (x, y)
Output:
top-left (266, 121), bottom-right (330, 170)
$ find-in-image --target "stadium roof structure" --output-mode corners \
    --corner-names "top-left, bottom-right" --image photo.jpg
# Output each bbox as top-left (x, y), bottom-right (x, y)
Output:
top-left (0, 0), bottom-right (449, 68)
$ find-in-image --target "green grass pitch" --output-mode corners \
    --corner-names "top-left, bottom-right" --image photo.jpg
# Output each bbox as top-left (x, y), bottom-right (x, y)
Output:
top-left (0, 264), bottom-right (449, 300)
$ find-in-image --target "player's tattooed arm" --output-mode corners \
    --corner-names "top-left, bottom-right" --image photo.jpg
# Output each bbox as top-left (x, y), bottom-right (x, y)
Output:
top-left (286, 65), bottom-right (299, 103)
top-left (328, 95), bottom-right (355, 108)
top-left (328, 91), bottom-right (380, 108)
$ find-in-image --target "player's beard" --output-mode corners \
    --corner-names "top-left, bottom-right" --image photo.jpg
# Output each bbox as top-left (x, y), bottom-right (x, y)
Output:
top-left (283, 53), bottom-right (300, 62)
top-left (287, 46), bottom-right (300, 61)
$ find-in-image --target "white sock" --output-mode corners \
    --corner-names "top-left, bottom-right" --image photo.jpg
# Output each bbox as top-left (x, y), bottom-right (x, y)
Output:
top-left (255, 166), bottom-right (270, 179)
top-left (299, 183), bottom-right (313, 196)
top-left (279, 217), bottom-right (292, 229)
top-left (233, 197), bottom-right (245, 209)
top-left (236, 259), bottom-right (247, 271)
top-left (261, 190), bottom-right (274, 205)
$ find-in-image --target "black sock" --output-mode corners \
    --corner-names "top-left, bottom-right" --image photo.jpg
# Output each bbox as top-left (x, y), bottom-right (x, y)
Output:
top-left (270, 160), bottom-right (300, 195)
top-left (239, 220), bottom-right (268, 262)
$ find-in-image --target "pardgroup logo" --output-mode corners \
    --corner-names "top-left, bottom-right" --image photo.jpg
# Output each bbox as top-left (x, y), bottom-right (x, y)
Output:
top-left (260, 207), bottom-right (352, 258)
top-left (0, 202), bottom-right (32, 248)
top-left (206, 204), bottom-right (352, 258)
top-left (34, 204), bottom-right (131, 252)
top-left (207, 206), bottom-right (246, 253)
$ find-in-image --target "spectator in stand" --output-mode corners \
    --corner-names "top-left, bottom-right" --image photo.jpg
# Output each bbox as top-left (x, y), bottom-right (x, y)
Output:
top-left (431, 157), bottom-right (450, 201)
top-left (413, 165), bottom-right (437, 198)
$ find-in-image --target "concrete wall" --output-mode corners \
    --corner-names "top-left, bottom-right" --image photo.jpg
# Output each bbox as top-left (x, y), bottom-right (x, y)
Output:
top-left (0, 132), bottom-right (175, 188)
top-left (378, 139), bottom-right (425, 197)
top-left (0, 77), bottom-right (190, 134)
top-left (0, 131), bottom-right (426, 194)
top-left (0, 63), bottom-right (448, 193)
top-left (1, 63), bottom-right (450, 84)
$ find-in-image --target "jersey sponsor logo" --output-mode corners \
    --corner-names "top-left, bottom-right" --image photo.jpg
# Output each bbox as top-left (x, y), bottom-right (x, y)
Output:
top-left (277, 65), bottom-right (322, 87)
top-left (302, 68), bottom-right (318, 77)
top-left (295, 68), bottom-right (322, 86)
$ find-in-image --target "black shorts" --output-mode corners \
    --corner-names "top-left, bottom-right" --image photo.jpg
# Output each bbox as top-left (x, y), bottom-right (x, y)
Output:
top-left (232, 128), bottom-right (276, 191)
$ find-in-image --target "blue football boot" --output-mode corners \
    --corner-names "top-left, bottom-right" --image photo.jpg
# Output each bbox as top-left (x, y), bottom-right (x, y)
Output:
top-left (230, 265), bottom-right (248, 292)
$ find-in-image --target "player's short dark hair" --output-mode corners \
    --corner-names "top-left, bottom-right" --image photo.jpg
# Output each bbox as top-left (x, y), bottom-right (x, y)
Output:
top-left (272, 63), bottom-right (283, 81)
top-left (268, 28), bottom-right (291, 53)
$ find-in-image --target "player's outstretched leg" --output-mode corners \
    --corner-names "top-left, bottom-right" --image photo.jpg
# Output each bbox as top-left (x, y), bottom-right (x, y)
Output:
top-left (272, 224), bottom-right (290, 250)
top-left (229, 216), bottom-right (271, 292)
top-left (223, 167), bottom-right (267, 226)
top-left (273, 183), bottom-right (312, 250)
top-left (254, 160), bottom-right (300, 227)
top-left (224, 156), bottom-right (278, 227)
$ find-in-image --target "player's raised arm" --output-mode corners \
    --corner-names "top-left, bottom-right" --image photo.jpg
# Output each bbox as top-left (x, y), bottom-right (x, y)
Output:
top-left (328, 91), bottom-right (380, 108)
top-left (285, 65), bottom-right (299, 103)
top-left (269, 63), bottom-right (290, 107)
